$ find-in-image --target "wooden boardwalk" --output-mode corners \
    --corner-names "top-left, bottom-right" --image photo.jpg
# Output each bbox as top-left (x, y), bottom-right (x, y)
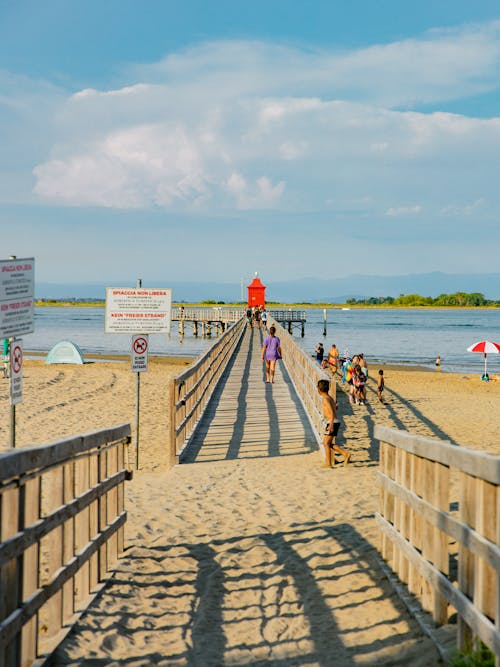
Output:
top-left (181, 326), bottom-right (318, 463)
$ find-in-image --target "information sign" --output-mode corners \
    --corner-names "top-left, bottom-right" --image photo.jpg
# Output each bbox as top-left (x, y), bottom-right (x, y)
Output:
top-left (10, 339), bottom-right (23, 405)
top-left (105, 288), bottom-right (172, 334)
top-left (131, 335), bottom-right (149, 372)
top-left (0, 258), bottom-right (35, 338)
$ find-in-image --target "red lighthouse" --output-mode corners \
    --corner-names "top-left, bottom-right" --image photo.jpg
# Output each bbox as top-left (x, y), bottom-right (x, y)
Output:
top-left (247, 273), bottom-right (266, 308)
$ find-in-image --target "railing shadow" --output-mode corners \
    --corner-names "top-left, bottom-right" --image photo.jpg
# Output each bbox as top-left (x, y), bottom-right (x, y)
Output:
top-left (334, 373), bottom-right (457, 468)
top-left (51, 520), bottom-right (436, 666)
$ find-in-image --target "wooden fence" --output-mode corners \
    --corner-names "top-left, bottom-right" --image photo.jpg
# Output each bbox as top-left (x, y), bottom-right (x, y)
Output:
top-left (171, 307), bottom-right (242, 322)
top-left (270, 319), bottom-right (334, 442)
top-left (170, 317), bottom-right (247, 462)
top-left (0, 423), bottom-right (131, 667)
top-left (376, 424), bottom-right (500, 662)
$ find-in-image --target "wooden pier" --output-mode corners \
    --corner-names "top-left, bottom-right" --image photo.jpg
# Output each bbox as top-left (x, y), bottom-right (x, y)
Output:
top-left (172, 307), bottom-right (307, 338)
top-left (268, 309), bottom-right (307, 336)
top-left (172, 307), bottom-right (241, 337)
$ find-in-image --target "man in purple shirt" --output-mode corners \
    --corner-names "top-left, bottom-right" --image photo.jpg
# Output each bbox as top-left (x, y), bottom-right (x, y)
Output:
top-left (261, 325), bottom-right (282, 383)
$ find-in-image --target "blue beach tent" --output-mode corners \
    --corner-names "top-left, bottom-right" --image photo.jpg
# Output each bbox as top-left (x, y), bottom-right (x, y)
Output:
top-left (45, 340), bottom-right (85, 365)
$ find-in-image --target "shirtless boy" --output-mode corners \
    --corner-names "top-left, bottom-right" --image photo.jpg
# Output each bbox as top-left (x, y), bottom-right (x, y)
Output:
top-left (317, 379), bottom-right (351, 468)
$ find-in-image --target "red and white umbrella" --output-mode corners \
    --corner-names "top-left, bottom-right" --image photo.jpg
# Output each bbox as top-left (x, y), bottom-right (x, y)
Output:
top-left (466, 340), bottom-right (500, 375)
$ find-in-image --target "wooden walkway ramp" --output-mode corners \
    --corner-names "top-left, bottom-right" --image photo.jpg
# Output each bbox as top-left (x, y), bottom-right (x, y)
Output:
top-left (181, 326), bottom-right (318, 463)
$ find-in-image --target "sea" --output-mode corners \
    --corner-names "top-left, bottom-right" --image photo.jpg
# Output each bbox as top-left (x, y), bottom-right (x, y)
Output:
top-left (20, 306), bottom-right (500, 375)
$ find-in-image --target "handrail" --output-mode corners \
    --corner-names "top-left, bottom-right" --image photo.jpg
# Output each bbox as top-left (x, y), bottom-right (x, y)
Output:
top-left (376, 425), bottom-right (500, 661)
top-left (170, 317), bottom-right (246, 462)
top-left (0, 424), bottom-right (131, 666)
top-left (268, 318), bottom-right (334, 442)
top-left (172, 307), bottom-right (243, 321)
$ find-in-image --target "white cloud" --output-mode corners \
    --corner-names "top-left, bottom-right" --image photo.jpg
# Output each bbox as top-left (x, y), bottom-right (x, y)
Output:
top-left (440, 198), bottom-right (486, 216)
top-left (17, 20), bottom-right (500, 214)
top-left (386, 205), bottom-right (422, 217)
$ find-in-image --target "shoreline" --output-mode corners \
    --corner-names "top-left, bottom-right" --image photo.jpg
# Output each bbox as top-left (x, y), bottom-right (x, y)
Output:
top-left (34, 301), bottom-right (500, 310)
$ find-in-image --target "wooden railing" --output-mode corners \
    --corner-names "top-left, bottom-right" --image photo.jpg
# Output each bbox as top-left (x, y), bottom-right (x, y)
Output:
top-left (270, 318), bottom-right (334, 442)
top-left (172, 307), bottom-right (242, 322)
top-left (0, 424), bottom-right (131, 667)
top-left (268, 309), bottom-right (307, 321)
top-left (376, 425), bottom-right (500, 662)
top-left (170, 317), bottom-right (246, 461)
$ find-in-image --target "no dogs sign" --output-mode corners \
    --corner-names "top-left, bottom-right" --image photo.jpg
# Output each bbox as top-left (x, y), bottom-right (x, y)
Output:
top-left (131, 335), bottom-right (149, 372)
top-left (10, 340), bottom-right (23, 405)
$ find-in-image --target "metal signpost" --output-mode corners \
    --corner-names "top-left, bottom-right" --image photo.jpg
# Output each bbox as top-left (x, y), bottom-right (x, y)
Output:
top-left (105, 283), bottom-right (172, 468)
top-left (1, 256), bottom-right (35, 448)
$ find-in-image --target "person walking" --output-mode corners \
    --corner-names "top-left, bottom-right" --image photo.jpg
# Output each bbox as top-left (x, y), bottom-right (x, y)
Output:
top-left (377, 369), bottom-right (386, 404)
top-left (327, 343), bottom-right (339, 374)
top-left (317, 379), bottom-right (351, 468)
top-left (262, 325), bottom-right (282, 383)
top-left (314, 342), bottom-right (325, 365)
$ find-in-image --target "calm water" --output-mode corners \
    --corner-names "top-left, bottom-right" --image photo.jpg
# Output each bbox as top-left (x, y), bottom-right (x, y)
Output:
top-left (21, 307), bottom-right (500, 374)
top-left (298, 308), bottom-right (500, 374)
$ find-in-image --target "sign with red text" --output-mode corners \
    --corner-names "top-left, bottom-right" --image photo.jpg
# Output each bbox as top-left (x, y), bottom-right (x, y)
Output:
top-left (105, 287), bottom-right (172, 334)
top-left (0, 258), bottom-right (35, 338)
top-left (131, 334), bottom-right (149, 372)
top-left (10, 339), bottom-right (23, 405)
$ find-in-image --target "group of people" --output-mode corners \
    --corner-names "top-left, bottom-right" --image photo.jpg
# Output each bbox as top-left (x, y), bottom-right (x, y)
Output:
top-left (314, 343), bottom-right (387, 406)
top-left (264, 331), bottom-right (390, 468)
top-left (246, 305), bottom-right (267, 329)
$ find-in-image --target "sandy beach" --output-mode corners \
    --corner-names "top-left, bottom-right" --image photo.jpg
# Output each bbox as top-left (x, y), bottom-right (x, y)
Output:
top-left (1, 359), bottom-right (500, 665)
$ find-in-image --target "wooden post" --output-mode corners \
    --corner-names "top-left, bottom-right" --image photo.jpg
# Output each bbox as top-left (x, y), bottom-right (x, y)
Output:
top-left (62, 462), bottom-right (75, 624)
top-left (41, 468), bottom-right (64, 650)
top-left (169, 381), bottom-right (177, 467)
top-left (1, 486), bottom-right (20, 666)
top-left (432, 461), bottom-right (449, 624)
top-left (21, 477), bottom-right (40, 667)
top-left (458, 473), bottom-right (476, 650)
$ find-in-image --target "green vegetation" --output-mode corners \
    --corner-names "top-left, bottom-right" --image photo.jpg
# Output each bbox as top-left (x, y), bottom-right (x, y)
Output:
top-left (449, 641), bottom-right (494, 666)
top-left (35, 291), bottom-right (500, 309)
top-left (346, 292), bottom-right (500, 307)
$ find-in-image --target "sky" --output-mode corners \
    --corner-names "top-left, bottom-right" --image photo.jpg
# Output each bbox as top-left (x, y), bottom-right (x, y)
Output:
top-left (1, 0), bottom-right (500, 288)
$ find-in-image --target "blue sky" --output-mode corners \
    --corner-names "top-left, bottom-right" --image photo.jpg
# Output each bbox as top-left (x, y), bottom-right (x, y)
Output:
top-left (1, 1), bottom-right (500, 287)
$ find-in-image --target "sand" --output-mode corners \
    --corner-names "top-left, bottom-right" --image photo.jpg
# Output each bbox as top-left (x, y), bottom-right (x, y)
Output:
top-left (1, 360), bottom-right (499, 666)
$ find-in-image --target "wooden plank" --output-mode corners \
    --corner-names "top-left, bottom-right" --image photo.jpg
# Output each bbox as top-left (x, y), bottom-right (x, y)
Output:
top-left (458, 473), bottom-right (477, 650)
top-left (375, 425), bottom-right (500, 484)
top-left (0, 472), bottom-right (126, 568)
top-left (377, 513), bottom-right (500, 658)
top-left (41, 468), bottom-right (64, 647)
top-left (21, 477), bottom-right (40, 667)
top-left (0, 486), bottom-right (20, 666)
top-left (0, 424), bottom-right (131, 484)
top-left (377, 473), bottom-right (500, 570)
top-left (62, 462), bottom-right (74, 627)
top-left (0, 513), bottom-right (126, 649)
top-left (475, 479), bottom-right (497, 621)
top-left (74, 457), bottom-right (90, 613)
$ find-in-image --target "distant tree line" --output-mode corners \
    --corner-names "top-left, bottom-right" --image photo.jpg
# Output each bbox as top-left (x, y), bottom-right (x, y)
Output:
top-left (345, 292), bottom-right (500, 307)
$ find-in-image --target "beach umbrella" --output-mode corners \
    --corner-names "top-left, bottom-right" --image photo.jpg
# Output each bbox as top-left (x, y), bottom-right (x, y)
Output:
top-left (466, 340), bottom-right (500, 376)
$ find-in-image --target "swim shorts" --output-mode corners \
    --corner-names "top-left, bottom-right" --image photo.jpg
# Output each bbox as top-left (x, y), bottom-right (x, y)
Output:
top-left (324, 420), bottom-right (340, 437)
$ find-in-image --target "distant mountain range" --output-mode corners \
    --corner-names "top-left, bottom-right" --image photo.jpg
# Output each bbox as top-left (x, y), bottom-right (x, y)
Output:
top-left (36, 272), bottom-right (500, 302)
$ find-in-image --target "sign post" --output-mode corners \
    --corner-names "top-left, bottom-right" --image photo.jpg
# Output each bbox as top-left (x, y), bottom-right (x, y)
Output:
top-left (1, 256), bottom-right (34, 449)
top-left (105, 283), bottom-right (171, 469)
top-left (131, 332), bottom-right (149, 469)
top-left (10, 339), bottom-right (23, 448)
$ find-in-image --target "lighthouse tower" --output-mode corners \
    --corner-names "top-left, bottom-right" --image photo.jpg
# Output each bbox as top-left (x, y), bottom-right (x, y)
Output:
top-left (247, 273), bottom-right (266, 308)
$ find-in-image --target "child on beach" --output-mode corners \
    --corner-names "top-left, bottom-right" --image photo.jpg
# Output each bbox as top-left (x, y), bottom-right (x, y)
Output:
top-left (377, 370), bottom-right (386, 404)
top-left (317, 379), bottom-right (351, 468)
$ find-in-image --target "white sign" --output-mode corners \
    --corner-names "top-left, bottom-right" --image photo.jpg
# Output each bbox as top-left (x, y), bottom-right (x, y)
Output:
top-left (105, 288), bottom-right (172, 334)
top-left (0, 258), bottom-right (35, 338)
top-left (10, 339), bottom-right (23, 405)
top-left (131, 335), bottom-right (149, 372)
